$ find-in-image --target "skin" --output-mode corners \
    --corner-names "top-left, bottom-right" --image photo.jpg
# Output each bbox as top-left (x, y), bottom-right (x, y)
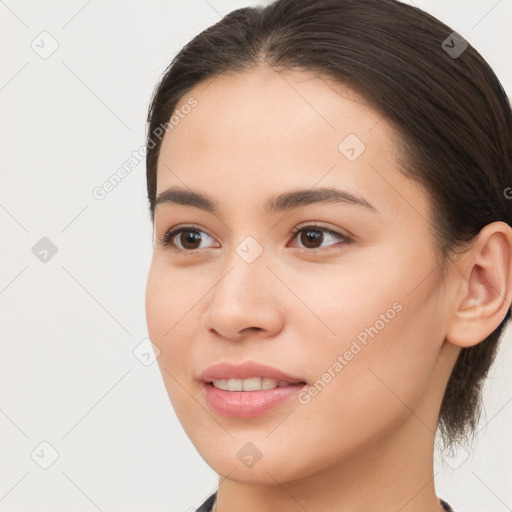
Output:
top-left (145, 65), bottom-right (512, 512)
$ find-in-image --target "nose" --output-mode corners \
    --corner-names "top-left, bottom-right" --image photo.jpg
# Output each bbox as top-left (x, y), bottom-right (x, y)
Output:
top-left (201, 250), bottom-right (285, 341)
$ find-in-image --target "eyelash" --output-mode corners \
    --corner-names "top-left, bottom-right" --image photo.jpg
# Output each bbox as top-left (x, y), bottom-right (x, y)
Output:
top-left (158, 223), bottom-right (352, 254)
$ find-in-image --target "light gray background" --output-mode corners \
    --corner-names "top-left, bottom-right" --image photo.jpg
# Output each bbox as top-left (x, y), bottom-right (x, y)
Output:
top-left (1, 1), bottom-right (511, 511)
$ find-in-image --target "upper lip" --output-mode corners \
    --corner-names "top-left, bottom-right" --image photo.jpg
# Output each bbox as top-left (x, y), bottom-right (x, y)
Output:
top-left (199, 361), bottom-right (307, 384)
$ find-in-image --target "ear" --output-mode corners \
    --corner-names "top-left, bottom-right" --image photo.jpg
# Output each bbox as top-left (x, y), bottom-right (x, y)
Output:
top-left (446, 221), bottom-right (512, 348)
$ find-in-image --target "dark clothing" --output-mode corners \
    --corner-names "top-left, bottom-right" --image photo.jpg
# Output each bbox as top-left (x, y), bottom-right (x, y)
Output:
top-left (195, 491), bottom-right (216, 512)
top-left (195, 491), bottom-right (455, 511)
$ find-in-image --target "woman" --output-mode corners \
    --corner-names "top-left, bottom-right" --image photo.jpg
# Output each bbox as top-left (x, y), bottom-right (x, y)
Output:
top-left (144, 0), bottom-right (512, 510)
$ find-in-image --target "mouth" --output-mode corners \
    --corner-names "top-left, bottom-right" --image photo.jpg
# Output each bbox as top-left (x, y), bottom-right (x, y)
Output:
top-left (198, 361), bottom-right (308, 416)
top-left (201, 380), bottom-right (308, 418)
top-left (207, 377), bottom-right (307, 391)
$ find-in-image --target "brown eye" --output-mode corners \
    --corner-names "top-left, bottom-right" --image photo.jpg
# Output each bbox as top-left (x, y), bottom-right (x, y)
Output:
top-left (177, 230), bottom-right (203, 250)
top-left (300, 229), bottom-right (324, 249)
top-left (290, 225), bottom-right (351, 251)
top-left (160, 226), bottom-right (219, 251)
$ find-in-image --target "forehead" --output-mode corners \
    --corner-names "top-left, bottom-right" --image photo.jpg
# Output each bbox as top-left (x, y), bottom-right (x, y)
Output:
top-left (155, 66), bottom-right (428, 221)
top-left (164, 66), bottom-right (385, 158)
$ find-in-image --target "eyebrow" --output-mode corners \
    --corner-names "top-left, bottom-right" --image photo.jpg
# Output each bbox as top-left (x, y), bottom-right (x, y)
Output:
top-left (154, 186), bottom-right (377, 214)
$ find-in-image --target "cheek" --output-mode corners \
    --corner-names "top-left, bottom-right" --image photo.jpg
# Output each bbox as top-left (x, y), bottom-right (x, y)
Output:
top-left (145, 265), bottom-right (167, 342)
top-left (145, 259), bottom-right (200, 337)
top-left (286, 256), bottom-right (441, 425)
top-left (145, 263), bottom-right (193, 372)
top-left (146, 265), bottom-right (203, 424)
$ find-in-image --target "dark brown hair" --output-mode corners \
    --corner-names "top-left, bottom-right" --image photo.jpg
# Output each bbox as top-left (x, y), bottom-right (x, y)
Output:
top-left (145, 0), bottom-right (512, 449)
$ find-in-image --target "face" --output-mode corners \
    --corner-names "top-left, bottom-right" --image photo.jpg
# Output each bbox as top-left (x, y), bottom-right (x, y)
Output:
top-left (145, 66), bottom-right (453, 484)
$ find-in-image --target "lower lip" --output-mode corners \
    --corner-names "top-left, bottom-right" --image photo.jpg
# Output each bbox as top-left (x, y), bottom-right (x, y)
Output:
top-left (201, 381), bottom-right (307, 417)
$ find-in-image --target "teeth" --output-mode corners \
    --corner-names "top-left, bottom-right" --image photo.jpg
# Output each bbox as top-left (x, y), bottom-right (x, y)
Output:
top-left (263, 378), bottom-right (279, 390)
top-left (211, 377), bottom-right (297, 391)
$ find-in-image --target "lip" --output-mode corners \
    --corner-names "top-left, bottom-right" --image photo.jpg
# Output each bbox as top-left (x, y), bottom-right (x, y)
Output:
top-left (199, 361), bottom-right (308, 418)
top-left (201, 381), bottom-right (307, 417)
top-left (198, 361), bottom-right (307, 384)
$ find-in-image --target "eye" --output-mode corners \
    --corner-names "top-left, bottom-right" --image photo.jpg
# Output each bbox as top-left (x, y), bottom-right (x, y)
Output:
top-left (158, 225), bottom-right (219, 252)
top-left (288, 224), bottom-right (352, 251)
top-left (158, 223), bottom-right (352, 253)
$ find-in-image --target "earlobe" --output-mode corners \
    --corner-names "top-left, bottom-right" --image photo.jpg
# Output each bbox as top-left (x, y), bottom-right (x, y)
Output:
top-left (446, 221), bottom-right (512, 348)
